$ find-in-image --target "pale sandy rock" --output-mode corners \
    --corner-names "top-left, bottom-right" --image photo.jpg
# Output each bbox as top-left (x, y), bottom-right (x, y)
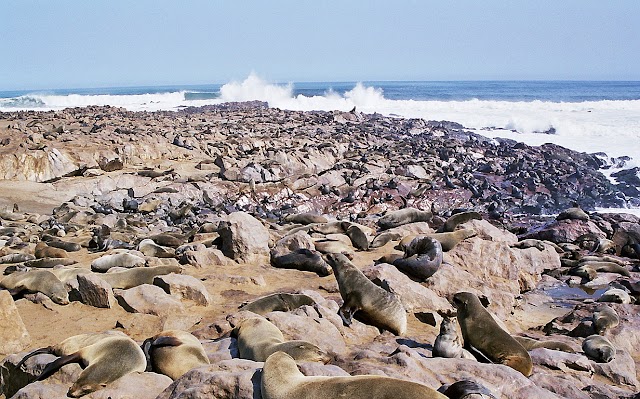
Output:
top-left (529, 348), bottom-right (593, 373)
top-left (462, 219), bottom-right (518, 244)
top-left (114, 284), bottom-right (185, 316)
top-left (77, 273), bottom-right (116, 308)
top-left (182, 247), bottom-right (229, 268)
top-left (0, 291), bottom-right (31, 354)
top-left (219, 211), bottom-right (270, 264)
top-left (270, 231), bottom-right (315, 258)
top-left (201, 337), bottom-right (239, 363)
top-left (153, 274), bottom-right (211, 306)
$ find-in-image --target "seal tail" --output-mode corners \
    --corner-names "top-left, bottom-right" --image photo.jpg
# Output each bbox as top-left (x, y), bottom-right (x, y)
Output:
top-left (36, 352), bottom-right (83, 381)
top-left (16, 347), bottom-right (53, 370)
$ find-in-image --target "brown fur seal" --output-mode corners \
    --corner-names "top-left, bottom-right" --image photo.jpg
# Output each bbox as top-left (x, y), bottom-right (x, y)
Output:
top-left (597, 288), bottom-right (634, 304)
top-left (393, 235), bottom-right (443, 280)
top-left (326, 253), bottom-right (407, 335)
top-left (0, 269), bottom-right (69, 304)
top-left (433, 313), bottom-right (476, 360)
top-left (147, 233), bottom-right (189, 248)
top-left (512, 336), bottom-right (575, 353)
top-left (283, 213), bottom-right (328, 225)
top-left (593, 305), bottom-right (619, 335)
top-left (240, 293), bottom-right (316, 315)
top-left (34, 334), bottom-right (146, 397)
top-left (582, 334), bottom-right (615, 363)
top-left (313, 239), bottom-right (354, 259)
top-left (98, 265), bottom-right (182, 289)
top-left (453, 292), bottom-right (532, 376)
top-left (0, 253), bottom-right (35, 264)
top-left (41, 235), bottom-right (82, 252)
top-left (439, 211), bottom-right (482, 233)
top-left (441, 380), bottom-right (498, 399)
top-left (91, 252), bottom-right (146, 272)
top-left (557, 206), bottom-right (589, 221)
top-left (24, 257), bottom-right (77, 268)
top-left (398, 229), bottom-right (476, 252)
top-left (271, 248), bottom-right (332, 276)
top-left (345, 224), bottom-right (370, 251)
top-left (233, 317), bottom-right (330, 363)
top-left (138, 239), bottom-right (176, 258)
top-left (378, 207), bottom-right (432, 230)
top-left (577, 261), bottom-right (630, 277)
top-left (142, 330), bottom-right (209, 380)
top-left (261, 351), bottom-right (447, 399)
top-left (34, 242), bottom-right (68, 259)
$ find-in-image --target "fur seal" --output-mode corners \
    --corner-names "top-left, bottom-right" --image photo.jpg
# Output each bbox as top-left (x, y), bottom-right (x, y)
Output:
top-left (283, 213), bottom-right (328, 225)
top-left (0, 269), bottom-right (69, 304)
top-left (142, 330), bottom-right (209, 379)
top-left (597, 288), bottom-right (634, 304)
top-left (378, 207), bottom-right (432, 230)
top-left (99, 265), bottom-right (182, 289)
top-left (35, 334), bottom-right (146, 397)
top-left (593, 305), bottom-right (619, 335)
top-left (345, 224), bottom-right (370, 251)
top-left (24, 257), bottom-right (77, 268)
top-left (138, 239), bottom-right (176, 258)
top-left (439, 211), bottom-right (482, 233)
top-left (34, 241), bottom-right (68, 259)
top-left (261, 351), bottom-right (447, 399)
top-left (148, 233), bottom-right (191, 248)
top-left (313, 239), bottom-right (354, 259)
top-left (511, 336), bottom-right (575, 353)
top-left (582, 334), bottom-right (615, 363)
top-left (393, 235), bottom-right (443, 280)
top-left (433, 312), bottom-right (476, 360)
top-left (91, 252), bottom-right (146, 272)
top-left (41, 235), bottom-right (82, 252)
top-left (271, 248), bottom-right (332, 276)
top-left (577, 261), bottom-right (630, 277)
top-left (453, 292), bottom-right (532, 376)
top-left (240, 293), bottom-right (316, 315)
top-left (557, 206), bottom-right (589, 221)
top-left (398, 229), bottom-right (476, 252)
top-left (511, 239), bottom-right (550, 251)
top-left (326, 252), bottom-right (407, 335)
top-left (233, 317), bottom-right (330, 363)
top-left (0, 253), bottom-right (35, 264)
top-left (441, 380), bottom-right (497, 399)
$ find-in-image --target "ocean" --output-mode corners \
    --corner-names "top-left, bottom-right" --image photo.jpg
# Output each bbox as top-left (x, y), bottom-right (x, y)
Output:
top-left (2, 75), bottom-right (640, 178)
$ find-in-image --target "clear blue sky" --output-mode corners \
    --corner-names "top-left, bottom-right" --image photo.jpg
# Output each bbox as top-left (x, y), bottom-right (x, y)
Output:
top-left (1, 1), bottom-right (639, 90)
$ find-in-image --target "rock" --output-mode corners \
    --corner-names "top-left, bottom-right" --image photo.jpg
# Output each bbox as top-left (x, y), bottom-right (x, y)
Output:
top-left (182, 247), bottom-right (229, 268)
top-left (153, 274), bottom-right (211, 306)
top-left (523, 219), bottom-right (605, 244)
top-left (1, 352), bottom-right (81, 398)
top-left (114, 284), bottom-right (185, 316)
top-left (77, 273), bottom-right (116, 308)
top-left (219, 212), bottom-right (270, 264)
top-left (0, 291), bottom-right (31, 354)
top-left (462, 219), bottom-right (518, 244)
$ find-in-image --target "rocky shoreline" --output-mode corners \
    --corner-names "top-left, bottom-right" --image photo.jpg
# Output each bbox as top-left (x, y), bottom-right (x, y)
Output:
top-left (0, 103), bottom-right (638, 399)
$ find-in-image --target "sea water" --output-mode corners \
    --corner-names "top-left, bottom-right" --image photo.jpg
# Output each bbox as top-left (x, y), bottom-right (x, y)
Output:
top-left (2, 74), bottom-right (639, 182)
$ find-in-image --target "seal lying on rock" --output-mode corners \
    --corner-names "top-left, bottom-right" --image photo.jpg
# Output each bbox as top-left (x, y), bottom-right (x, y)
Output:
top-left (233, 317), bottom-right (330, 363)
top-left (582, 334), bottom-right (615, 363)
top-left (392, 235), bottom-right (443, 281)
top-left (438, 211), bottom-right (482, 233)
top-left (271, 248), bottom-right (332, 276)
top-left (378, 207), bottom-right (432, 230)
top-left (261, 351), bottom-right (448, 399)
top-left (440, 380), bottom-right (498, 399)
top-left (91, 252), bottom-right (146, 272)
top-left (453, 292), bottom-right (532, 377)
top-left (34, 334), bottom-right (147, 397)
top-left (240, 292), bottom-right (317, 315)
top-left (0, 269), bottom-right (69, 305)
top-left (326, 252), bottom-right (407, 335)
top-left (593, 305), bottom-right (619, 335)
top-left (142, 330), bottom-right (209, 380)
top-left (283, 213), bottom-right (328, 225)
top-left (34, 241), bottom-right (68, 259)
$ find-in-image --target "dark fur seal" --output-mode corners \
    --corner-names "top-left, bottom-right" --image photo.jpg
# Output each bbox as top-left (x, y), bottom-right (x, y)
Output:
top-left (439, 211), bottom-right (482, 233)
top-left (0, 253), bottom-right (35, 264)
top-left (326, 253), bottom-right (407, 335)
top-left (271, 248), bottom-right (332, 276)
top-left (441, 380), bottom-right (497, 399)
top-left (593, 305), bottom-right (619, 335)
top-left (378, 207), bottom-right (432, 230)
top-left (283, 213), bottom-right (328, 225)
top-left (582, 334), bottom-right (615, 363)
top-left (24, 257), bottom-right (77, 268)
top-left (261, 351), bottom-right (447, 399)
top-left (453, 292), bottom-right (532, 376)
top-left (240, 293), bottom-right (316, 315)
top-left (393, 235), bottom-right (443, 280)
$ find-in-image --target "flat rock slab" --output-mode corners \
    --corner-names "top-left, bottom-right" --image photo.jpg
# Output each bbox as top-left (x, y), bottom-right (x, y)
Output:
top-left (114, 284), bottom-right (185, 316)
top-left (153, 274), bottom-right (211, 306)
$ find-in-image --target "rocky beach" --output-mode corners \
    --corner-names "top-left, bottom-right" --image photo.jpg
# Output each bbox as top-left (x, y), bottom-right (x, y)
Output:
top-left (0, 102), bottom-right (639, 399)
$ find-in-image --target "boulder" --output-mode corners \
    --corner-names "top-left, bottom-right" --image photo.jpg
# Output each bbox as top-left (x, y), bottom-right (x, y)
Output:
top-left (219, 212), bottom-right (270, 264)
top-left (77, 273), bottom-right (116, 308)
top-left (153, 274), bottom-right (211, 306)
top-left (0, 291), bottom-right (31, 354)
top-left (114, 284), bottom-right (185, 316)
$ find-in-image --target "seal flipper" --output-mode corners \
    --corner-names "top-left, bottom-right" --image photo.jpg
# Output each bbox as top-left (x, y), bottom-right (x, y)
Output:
top-left (338, 305), bottom-right (355, 326)
top-left (36, 352), bottom-right (83, 381)
top-left (141, 338), bottom-right (154, 372)
top-left (442, 379), bottom-right (498, 399)
top-left (16, 347), bottom-right (53, 371)
top-left (466, 344), bottom-right (494, 364)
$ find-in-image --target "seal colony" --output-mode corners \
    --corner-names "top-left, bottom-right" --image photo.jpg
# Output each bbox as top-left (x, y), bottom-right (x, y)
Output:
top-left (0, 103), bottom-right (639, 399)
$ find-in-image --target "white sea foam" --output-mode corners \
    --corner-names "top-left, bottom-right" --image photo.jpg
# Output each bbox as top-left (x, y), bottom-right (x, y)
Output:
top-left (2, 74), bottom-right (639, 168)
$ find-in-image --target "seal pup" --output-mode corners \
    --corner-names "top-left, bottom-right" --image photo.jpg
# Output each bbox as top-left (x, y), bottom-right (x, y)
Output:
top-left (439, 211), bottom-right (482, 233)
top-left (34, 241), bottom-right (68, 259)
top-left (433, 311), bottom-right (476, 360)
top-left (378, 207), bottom-right (432, 230)
top-left (453, 292), bottom-right (532, 376)
top-left (142, 330), bottom-right (209, 380)
top-left (582, 334), bottom-right (615, 363)
top-left (34, 334), bottom-right (146, 397)
top-left (261, 351), bottom-right (448, 399)
top-left (593, 305), bottom-right (619, 335)
top-left (271, 248), bottom-right (332, 276)
top-left (0, 269), bottom-right (69, 305)
top-left (393, 235), bottom-right (443, 280)
top-left (326, 252), bottom-right (407, 335)
top-left (233, 317), bottom-right (330, 363)
top-left (441, 380), bottom-right (498, 399)
top-left (240, 293), bottom-right (316, 315)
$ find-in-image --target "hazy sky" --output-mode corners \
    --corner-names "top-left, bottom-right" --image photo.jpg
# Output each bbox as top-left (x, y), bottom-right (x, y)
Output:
top-left (1, 1), bottom-right (639, 90)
